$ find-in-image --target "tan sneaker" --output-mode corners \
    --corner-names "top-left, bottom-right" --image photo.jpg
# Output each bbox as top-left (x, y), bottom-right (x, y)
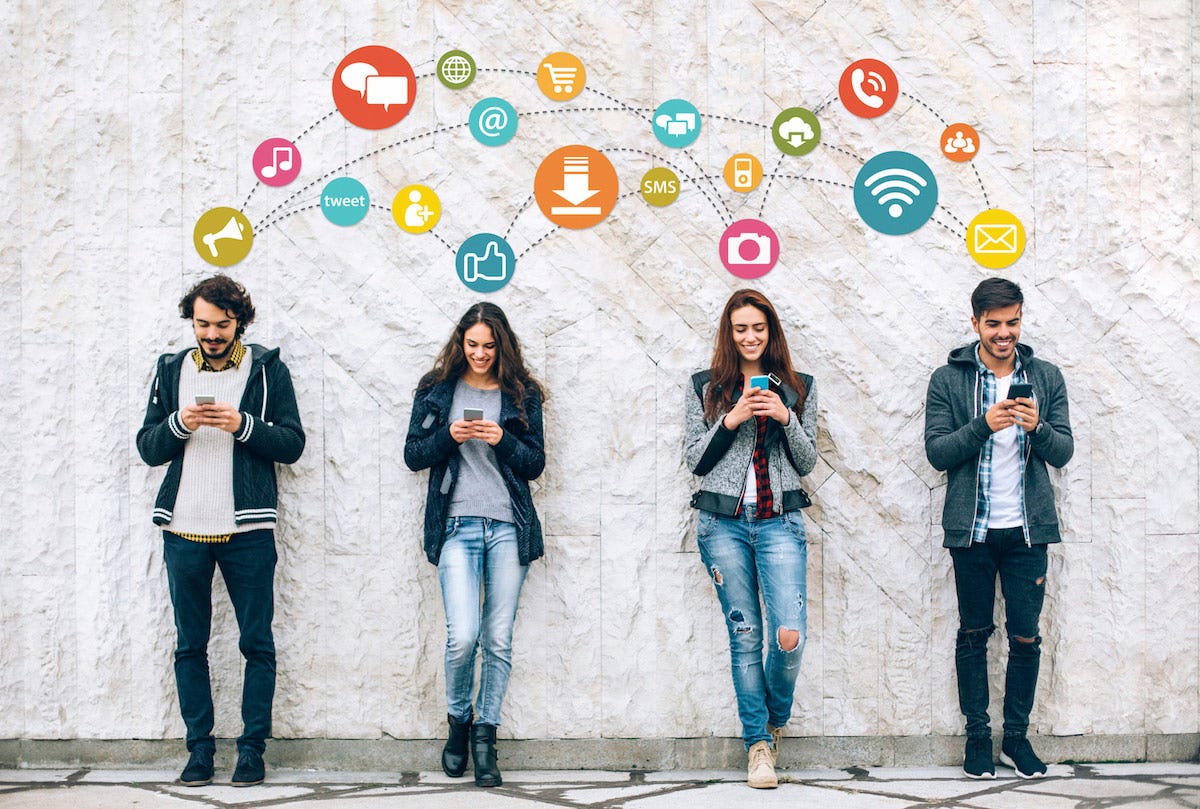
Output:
top-left (768, 725), bottom-right (784, 763)
top-left (747, 740), bottom-right (778, 789)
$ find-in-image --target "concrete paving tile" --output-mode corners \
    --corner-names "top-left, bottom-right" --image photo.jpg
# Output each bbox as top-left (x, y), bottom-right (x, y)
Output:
top-left (1015, 777), bottom-right (1167, 798)
top-left (159, 782), bottom-right (318, 803)
top-left (840, 778), bottom-right (1017, 800)
top-left (420, 769), bottom-right (633, 784)
top-left (642, 769), bottom-right (743, 782)
top-left (968, 791), bottom-right (1083, 809)
top-left (866, 765), bottom-right (969, 779)
top-left (0, 770), bottom-right (78, 782)
top-left (0, 785), bottom-right (197, 808)
top-left (267, 768), bottom-right (408, 783)
top-left (559, 783), bottom-right (691, 803)
top-left (1087, 762), bottom-right (1200, 777)
top-left (75, 770), bottom-right (178, 782)
top-left (626, 782), bottom-right (913, 807)
top-left (300, 793), bottom-right (548, 808)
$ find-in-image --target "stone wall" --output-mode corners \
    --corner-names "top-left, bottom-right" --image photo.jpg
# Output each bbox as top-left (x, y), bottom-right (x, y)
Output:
top-left (2, 0), bottom-right (1198, 758)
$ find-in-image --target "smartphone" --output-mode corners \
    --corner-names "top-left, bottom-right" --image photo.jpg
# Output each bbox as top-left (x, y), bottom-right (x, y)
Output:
top-left (749, 374), bottom-right (771, 392)
top-left (463, 408), bottom-right (484, 421)
top-left (1007, 383), bottom-right (1034, 401)
top-left (194, 395), bottom-right (216, 405)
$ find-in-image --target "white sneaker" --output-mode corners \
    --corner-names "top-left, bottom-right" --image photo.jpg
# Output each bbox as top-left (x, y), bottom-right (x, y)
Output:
top-left (747, 740), bottom-right (778, 789)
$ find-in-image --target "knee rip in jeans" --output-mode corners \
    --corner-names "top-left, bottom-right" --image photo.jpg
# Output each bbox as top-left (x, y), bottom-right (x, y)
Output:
top-left (1011, 634), bottom-right (1041, 649)
top-left (958, 624), bottom-right (995, 647)
top-left (728, 609), bottom-right (753, 634)
top-left (710, 566), bottom-right (723, 586)
top-left (777, 627), bottom-right (801, 652)
top-left (1035, 576), bottom-right (1045, 586)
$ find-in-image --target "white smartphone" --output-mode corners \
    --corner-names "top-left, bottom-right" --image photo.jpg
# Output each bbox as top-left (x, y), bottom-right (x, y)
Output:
top-left (464, 408), bottom-right (484, 421)
top-left (194, 395), bottom-right (216, 405)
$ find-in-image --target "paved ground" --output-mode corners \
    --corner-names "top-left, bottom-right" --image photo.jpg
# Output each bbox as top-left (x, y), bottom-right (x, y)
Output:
top-left (2, 764), bottom-right (1199, 808)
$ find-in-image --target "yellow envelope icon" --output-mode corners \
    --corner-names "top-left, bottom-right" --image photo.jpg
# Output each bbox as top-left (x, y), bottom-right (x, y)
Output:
top-left (973, 223), bottom-right (1017, 253)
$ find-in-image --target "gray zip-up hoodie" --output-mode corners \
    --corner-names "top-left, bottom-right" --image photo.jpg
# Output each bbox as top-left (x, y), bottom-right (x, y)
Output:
top-left (685, 370), bottom-right (819, 515)
top-left (924, 342), bottom-right (1073, 548)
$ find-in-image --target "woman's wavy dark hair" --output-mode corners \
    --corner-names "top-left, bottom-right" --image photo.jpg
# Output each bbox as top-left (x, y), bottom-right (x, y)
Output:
top-left (417, 303), bottom-right (545, 422)
top-left (703, 288), bottom-right (807, 424)
top-left (179, 274), bottom-right (256, 339)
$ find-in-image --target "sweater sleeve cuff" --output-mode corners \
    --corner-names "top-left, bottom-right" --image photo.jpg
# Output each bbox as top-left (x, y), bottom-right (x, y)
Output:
top-left (235, 412), bottom-right (254, 442)
top-left (169, 411), bottom-right (193, 440)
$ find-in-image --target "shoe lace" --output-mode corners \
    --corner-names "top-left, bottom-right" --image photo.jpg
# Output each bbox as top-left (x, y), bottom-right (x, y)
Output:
top-left (750, 745), bottom-right (773, 769)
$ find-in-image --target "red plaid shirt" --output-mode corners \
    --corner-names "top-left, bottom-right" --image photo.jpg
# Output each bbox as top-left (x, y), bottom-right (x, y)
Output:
top-left (735, 375), bottom-right (775, 518)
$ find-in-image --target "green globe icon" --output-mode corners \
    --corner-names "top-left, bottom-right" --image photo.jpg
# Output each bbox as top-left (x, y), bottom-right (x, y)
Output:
top-left (437, 50), bottom-right (476, 89)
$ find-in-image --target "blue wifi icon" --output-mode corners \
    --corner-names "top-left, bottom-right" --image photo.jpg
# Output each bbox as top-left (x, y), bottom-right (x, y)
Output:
top-left (853, 151), bottom-right (939, 235)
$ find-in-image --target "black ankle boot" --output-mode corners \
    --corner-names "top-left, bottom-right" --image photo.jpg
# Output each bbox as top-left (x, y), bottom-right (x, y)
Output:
top-left (471, 723), bottom-right (502, 787)
top-left (441, 713), bottom-right (473, 777)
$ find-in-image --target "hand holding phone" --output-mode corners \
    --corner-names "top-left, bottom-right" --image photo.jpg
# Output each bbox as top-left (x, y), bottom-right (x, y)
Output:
top-left (194, 395), bottom-right (216, 405)
top-left (463, 408), bottom-right (484, 421)
top-left (1007, 383), bottom-right (1033, 401)
top-left (749, 374), bottom-right (771, 392)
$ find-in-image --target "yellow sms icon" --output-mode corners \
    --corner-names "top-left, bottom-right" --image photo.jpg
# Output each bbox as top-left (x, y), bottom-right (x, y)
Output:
top-left (967, 209), bottom-right (1026, 269)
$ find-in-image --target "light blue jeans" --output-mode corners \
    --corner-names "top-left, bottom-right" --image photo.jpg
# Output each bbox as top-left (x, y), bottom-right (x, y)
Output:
top-left (438, 517), bottom-right (527, 727)
top-left (697, 509), bottom-right (808, 749)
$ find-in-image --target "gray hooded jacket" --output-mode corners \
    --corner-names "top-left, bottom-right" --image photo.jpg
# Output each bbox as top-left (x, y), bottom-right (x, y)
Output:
top-left (924, 342), bottom-right (1073, 548)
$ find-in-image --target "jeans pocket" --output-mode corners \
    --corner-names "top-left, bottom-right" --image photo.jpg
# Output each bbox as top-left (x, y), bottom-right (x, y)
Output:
top-left (696, 510), bottom-right (718, 542)
top-left (444, 517), bottom-right (460, 541)
top-left (783, 511), bottom-right (807, 541)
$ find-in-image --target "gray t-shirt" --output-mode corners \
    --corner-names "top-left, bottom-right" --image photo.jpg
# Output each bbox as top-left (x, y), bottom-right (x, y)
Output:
top-left (448, 379), bottom-right (514, 524)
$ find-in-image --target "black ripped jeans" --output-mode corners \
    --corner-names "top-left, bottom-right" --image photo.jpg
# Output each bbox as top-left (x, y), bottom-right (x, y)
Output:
top-left (950, 527), bottom-right (1048, 740)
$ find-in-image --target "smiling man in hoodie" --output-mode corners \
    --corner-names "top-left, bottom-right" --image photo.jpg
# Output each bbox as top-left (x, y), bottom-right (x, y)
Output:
top-left (137, 275), bottom-right (305, 788)
top-left (924, 278), bottom-right (1074, 781)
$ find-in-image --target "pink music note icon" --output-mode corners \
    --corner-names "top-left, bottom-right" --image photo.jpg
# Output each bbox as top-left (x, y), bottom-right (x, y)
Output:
top-left (261, 146), bottom-right (293, 179)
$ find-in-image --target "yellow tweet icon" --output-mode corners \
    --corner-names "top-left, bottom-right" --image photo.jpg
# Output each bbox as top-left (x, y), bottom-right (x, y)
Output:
top-left (967, 209), bottom-right (1026, 269)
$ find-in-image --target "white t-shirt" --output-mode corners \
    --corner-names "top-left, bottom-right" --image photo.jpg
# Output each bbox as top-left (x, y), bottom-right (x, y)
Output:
top-left (987, 373), bottom-right (1024, 528)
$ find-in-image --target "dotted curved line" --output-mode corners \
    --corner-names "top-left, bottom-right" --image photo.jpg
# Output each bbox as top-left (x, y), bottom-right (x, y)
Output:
top-left (584, 85), bottom-right (652, 119)
top-left (701, 112), bottom-right (768, 130)
top-left (604, 147), bottom-right (730, 225)
top-left (678, 149), bottom-right (732, 224)
top-left (758, 154), bottom-right (786, 217)
top-left (431, 230), bottom-right (454, 253)
top-left (970, 162), bottom-right (990, 208)
top-left (813, 93), bottom-right (837, 116)
top-left (519, 106), bottom-right (644, 117)
top-left (900, 91), bottom-right (947, 127)
top-left (257, 203), bottom-right (320, 233)
top-left (935, 204), bottom-right (966, 230)
top-left (505, 194), bottom-right (535, 239)
top-left (519, 227), bottom-right (559, 259)
top-left (514, 189), bottom-right (640, 261)
top-left (257, 122), bottom-right (472, 227)
top-left (370, 203), bottom-right (391, 213)
top-left (824, 142), bottom-right (866, 163)
top-left (295, 110), bottom-right (337, 143)
top-left (930, 216), bottom-right (964, 239)
top-left (763, 173), bottom-right (855, 192)
top-left (241, 184), bottom-right (258, 210)
top-left (478, 67), bottom-right (538, 78)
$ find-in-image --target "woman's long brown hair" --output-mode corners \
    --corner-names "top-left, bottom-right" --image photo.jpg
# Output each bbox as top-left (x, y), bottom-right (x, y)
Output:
top-left (417, 303), bottom-right (546, 423)
top-left (703, 289), bottom-right (807, 424)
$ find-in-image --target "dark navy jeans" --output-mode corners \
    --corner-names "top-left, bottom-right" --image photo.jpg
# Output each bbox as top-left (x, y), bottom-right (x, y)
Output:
top-left (163, 529), bottom-right (277, 754)
top-left (949, 527), bottom-right (1047, 740)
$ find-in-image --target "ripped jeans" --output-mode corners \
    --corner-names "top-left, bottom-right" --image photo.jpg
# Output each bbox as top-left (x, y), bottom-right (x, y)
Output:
top-left (697, 509), bottom-right (808, 749)
top-left (950, 527), bottom-right (1048, 740)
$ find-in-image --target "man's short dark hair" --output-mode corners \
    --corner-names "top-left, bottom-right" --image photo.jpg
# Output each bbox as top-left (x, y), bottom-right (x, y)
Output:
top-left (971, 277), bottom-right (1023, 319)
top-left (179, 275), bottom-right (256, 339)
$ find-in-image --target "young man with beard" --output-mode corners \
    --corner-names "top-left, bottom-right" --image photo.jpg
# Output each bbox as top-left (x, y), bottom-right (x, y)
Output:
top-left (137, 275), bottom-right (305, 787)
top-left (924, 278), bottom-right (1073, 779)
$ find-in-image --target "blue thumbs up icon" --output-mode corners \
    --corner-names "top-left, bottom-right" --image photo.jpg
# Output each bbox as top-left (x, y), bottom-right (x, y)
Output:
top-left (456, 233), bottom-right (516, 292)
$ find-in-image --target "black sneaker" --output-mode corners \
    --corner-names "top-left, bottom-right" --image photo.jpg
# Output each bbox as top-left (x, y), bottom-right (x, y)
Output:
top-left (178, 747), bottom-right (214, 786)
top-left (962, 737), bottom-right (995, 779)
top-left (231, 749), bottom-right (265, 787)
top-left (1000, 736), bottom-right (1047, 778)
